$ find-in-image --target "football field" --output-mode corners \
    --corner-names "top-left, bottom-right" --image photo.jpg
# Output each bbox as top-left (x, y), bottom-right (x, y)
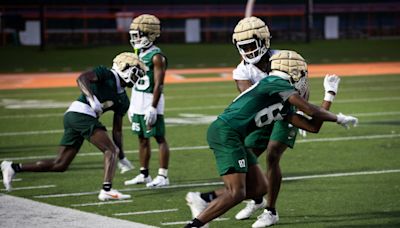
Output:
top-left (1, 70), bottom-right (400, 227)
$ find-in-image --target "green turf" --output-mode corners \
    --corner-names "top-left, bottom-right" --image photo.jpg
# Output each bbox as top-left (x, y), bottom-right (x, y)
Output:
top-left (0, 74), bottom-right (400, 227)
top-left (1, 39), bottom-right (400, 73)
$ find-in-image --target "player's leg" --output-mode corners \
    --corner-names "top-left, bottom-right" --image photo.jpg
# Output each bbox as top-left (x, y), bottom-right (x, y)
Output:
top-left (265, 141), bottom-right (287, 211)
top-left (22, 146), bottom-right (79, 172)
top-left (146, 115), bottom-right (170, 187)
top-left (125, 114), bottom-right (153, 185)
top-left (90, 128), bottom-right (130, 201)
top-left (253, 120), bottom-right (296, 227)
top-left (1, 146), bottom-right (78, 191)
top-left (124, 136), bottom-right (153, 185)
top-left (146, 135), bottom-right (170, 187)
top-left (1, 111), bottom-right (85, 191)
top-left (186, 119), bottom-right (267, 227)
top-left (235, 127), bottom-right (272, 220)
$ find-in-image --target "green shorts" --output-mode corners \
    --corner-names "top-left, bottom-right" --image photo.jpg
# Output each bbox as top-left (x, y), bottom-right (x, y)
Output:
top-left (60, 112), bottom-right (106, 149)
top-left (131, 114), bottom-right (166, 138)
top-left (244, 120), bottom-right (298, 151)
top-left (207, 118), bottom-right (258, 176)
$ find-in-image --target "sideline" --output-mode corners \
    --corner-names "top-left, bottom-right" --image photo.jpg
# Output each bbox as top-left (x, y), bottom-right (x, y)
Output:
top-left (0, 62), bottom-right (399, 90)
top-left (0, 194), bottom-right (157, 228)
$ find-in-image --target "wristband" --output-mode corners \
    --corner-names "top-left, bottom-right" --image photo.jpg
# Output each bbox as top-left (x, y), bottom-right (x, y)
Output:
top-left (324, 92), bottom-right (335, 102)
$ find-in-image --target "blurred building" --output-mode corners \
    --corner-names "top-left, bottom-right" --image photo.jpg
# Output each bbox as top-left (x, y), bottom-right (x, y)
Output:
top-left (0, 0), bottom-right (399, 46)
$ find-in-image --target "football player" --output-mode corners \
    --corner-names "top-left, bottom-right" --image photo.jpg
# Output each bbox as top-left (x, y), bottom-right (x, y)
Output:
top-left (185, 50), bottom-right (357, 228)
top-left (124, 14), bottom-right (171, 188)
top-left (186, 16), bottom-right (341, 227)
top-left (1, 52), bottom-right (146, 201)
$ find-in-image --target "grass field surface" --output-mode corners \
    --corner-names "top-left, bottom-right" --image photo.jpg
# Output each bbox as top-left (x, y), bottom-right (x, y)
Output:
top-left (1, 72), bottom-right (400, 227)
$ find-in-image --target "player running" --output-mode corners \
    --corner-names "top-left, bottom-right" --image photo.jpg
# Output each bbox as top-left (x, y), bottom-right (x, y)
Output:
top-left (1, 52), bottom-right (146, 201)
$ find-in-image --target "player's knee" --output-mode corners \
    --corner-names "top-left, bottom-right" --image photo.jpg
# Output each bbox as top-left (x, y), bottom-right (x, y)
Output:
top-left (52, 163), bottom-right (69, 172)
top-left (155, 136), bottom-right (166, 144)
top-left (139, 138), bottom-right (150, 148)
top-left (227, 187), bottom-right (246, 203)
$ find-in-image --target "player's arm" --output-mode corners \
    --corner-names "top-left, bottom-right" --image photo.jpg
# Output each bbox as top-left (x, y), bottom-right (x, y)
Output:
top-left (152, 54), bottom-right (167, 108)
top-left (235, 80), bottom-right (253, 93)
top-left (144, 54), bottom-right (167, 128)
top-left (286, 93), bottom-right (357, 133)
top-left (286, 93), bottom-right (335, 133)
top-left (76, 71), bottom-right (98, 98)
top-left (77, 71), bottom-right (102, 116)
top-left (112, 112), bottom-right (124, 152)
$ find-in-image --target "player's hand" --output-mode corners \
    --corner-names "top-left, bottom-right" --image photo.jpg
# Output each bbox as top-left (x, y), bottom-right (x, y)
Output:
top-left (87, 95), bottom-right (103, 117)
top-left (127, 109), bottom-right (133, 123)
top-left (298, 128), bottom-right (307, 137)
top-left (144, 106), bottom-right (157, 126)
top-left (336, 113), bottom-right (358, 129)
top-left (323, 74), bottom-right (340, 102)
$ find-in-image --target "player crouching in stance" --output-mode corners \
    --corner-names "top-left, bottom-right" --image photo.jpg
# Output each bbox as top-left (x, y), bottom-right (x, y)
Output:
top-left (185, 50), bottom-right (358, 228)
top-left (1, 52), bottom-right (147, 201)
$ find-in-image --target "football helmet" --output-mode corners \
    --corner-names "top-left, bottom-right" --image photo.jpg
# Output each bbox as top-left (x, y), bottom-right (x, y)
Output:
top-left (232, 16), bottom-right (271, 64)
top-left (269, 50), bottom-right (309, 99)
top-left (129, 14), bottom-right (161, 50)
top-left (112, 52), bottom-right (147, 87)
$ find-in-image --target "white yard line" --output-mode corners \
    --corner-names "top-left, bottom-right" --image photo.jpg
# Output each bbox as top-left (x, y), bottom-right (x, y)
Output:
top-left (0, 178), bottom-right (22, 182)
top-left (2, 133), bottom-right (400, 161)
top-left (33, 168), bottom-right (400, 199)
top-left (114, 208), bottom-right (178, 216)
top-left (1, 184), bottom-right (56, 191)
top-left (71, 200), bottom-right (133, 207)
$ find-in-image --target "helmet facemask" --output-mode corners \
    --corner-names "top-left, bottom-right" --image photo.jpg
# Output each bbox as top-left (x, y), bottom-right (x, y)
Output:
top-left (236, 37), bottom-right (268, 64)
top-left (113, 63), bottom-right (145, 88)
top-left (293, 70), bottom-right (310, 100)
top-left (129, 30), bottom-right (152, 50)
top-left (112, 52), bottom-right (147, 88)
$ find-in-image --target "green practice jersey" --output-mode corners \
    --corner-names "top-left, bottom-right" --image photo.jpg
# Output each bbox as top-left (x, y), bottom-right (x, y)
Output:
top-left (134, 45), bottom-right (167, 94)
top-left (218, 75), bottom-right (297, 138)
top-left (77, 66), bottom-right (130, 116)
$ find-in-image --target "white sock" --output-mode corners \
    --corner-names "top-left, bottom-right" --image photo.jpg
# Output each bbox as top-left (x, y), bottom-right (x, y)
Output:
top-left (158, 168), bottom-right (168, 177)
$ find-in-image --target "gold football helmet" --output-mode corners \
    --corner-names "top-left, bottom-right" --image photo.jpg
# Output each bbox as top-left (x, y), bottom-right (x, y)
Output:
top-left (270, 50), bottom-right (309, 99)
top-left (112, 52), bottom-right (147, 87)
top-left (232, 16), bottom-right (271, 64)
top-left (129, 14), bottom-right (161, 50)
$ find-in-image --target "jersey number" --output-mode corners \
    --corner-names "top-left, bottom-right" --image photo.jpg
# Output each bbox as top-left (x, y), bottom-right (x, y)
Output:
top-left (135, 75), bottom-right (150, 91)
top-left (254, 103), bottom-right (284, 127)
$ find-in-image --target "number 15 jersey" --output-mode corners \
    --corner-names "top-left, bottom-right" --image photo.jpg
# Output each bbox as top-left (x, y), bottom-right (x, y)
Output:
top-left (218, 75), bottom-right (297, 138)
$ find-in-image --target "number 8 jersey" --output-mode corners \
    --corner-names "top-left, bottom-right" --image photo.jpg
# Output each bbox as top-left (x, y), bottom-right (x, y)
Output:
top-left (219, 75), bottom-right (297, 138)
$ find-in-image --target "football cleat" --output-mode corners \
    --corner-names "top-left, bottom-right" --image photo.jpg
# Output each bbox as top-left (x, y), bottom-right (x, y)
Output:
top-left (118, 157), bottom-right (134, 174)
top-left (98, 189), bottom-right (131, 201)
top-left (235, 198), bottom-right (267, 220)
top-left (1, 161), bottom-right (15, 192)
top-left (185, 192), bottom-right (208, 219)
top-left (124, 173), bottom-right (152, 185)
top-left (146, 175), bottom-right (169, 188)
top-left (252, 209), bottom-right (279, 228)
